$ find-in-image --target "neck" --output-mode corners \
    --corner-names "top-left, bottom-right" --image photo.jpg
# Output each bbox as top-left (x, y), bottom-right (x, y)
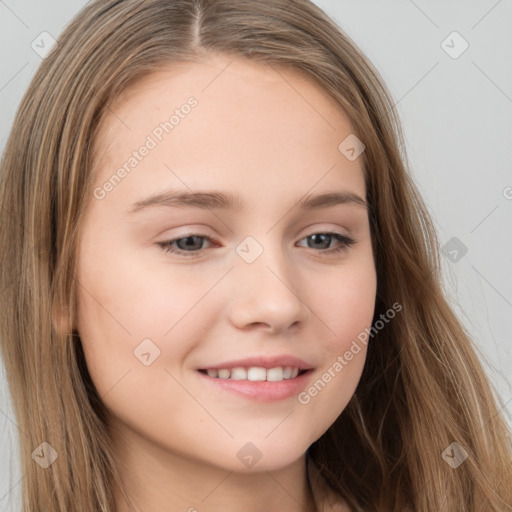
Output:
top-left (111, 424), bottom-right (318, 512)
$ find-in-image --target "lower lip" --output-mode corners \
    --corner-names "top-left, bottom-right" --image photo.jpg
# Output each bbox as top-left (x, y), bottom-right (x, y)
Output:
top-left (196, 370), bottom-right (314, 401)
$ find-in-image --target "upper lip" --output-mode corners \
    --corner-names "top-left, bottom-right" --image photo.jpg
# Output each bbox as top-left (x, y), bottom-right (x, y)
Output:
top-left (198, 355), bottom-right (314, 371)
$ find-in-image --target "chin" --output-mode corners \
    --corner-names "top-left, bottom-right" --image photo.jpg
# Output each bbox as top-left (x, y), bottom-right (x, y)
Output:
top-left (207, 437), bottom-right (311, 474)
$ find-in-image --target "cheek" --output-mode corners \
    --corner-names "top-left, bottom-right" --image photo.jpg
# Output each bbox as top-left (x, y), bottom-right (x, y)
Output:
top-left (75, 280), bottom-right (194, 437)
top-left (74, 243), bottom-right (219, 409)
top-left (74, 207), bottom-right (199, 337)
top-left (75, 240), bottom-right (207, 345)
top-left (299, 345), bottom-right (368, 443)
top-left (296, 259), bottom-right (376, 434)
top-left (316, 255), bottom-right (377, 346)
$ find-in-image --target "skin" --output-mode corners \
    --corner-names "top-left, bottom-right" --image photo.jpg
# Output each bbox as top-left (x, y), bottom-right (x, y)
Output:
top-left (75, 53), bottom-right (377, 512)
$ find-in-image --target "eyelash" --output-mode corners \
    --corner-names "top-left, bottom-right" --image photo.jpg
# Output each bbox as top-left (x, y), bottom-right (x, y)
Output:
top-left (157, 232), bottom-right (355, 258)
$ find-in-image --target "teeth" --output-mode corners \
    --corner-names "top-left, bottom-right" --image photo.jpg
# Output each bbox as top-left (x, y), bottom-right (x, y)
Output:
top-left (203, 366), bottom-right (303, 381)
top-left (247, 367), bottom-right (266, 381)
top-left (267, 367), bottom-right (284, 381)
top-left (230, 367), bottom-right (246, 380)
top-left (217, 369), bottom-right (230, 379)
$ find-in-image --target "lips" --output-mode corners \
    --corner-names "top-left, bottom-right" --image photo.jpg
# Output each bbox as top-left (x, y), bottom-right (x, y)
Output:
top-left (196, 355), bottom-right (315, 400)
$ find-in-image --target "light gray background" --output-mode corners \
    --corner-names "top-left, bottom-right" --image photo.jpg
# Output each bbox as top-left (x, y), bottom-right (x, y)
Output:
top-left (1, 1), bottom-right (511, 509)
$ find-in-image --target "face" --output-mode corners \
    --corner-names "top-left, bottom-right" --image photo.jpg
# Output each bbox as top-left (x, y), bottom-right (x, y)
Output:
top-left (75, 54), bottom-right (376, 473)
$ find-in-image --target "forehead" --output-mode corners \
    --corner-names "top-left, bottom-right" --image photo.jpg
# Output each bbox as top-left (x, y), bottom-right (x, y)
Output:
top-left (91, 55), bottom-right (365, 205)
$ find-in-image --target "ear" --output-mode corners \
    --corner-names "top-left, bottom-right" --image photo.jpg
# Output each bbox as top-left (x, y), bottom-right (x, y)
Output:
top-left (51, 302), bottom-right (75, 338)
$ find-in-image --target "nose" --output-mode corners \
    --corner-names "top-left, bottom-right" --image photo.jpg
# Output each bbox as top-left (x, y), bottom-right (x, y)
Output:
top-left (226, 242), bottom-right (309, 334)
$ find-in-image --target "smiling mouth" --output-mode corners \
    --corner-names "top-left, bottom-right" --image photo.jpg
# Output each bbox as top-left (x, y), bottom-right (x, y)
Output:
top-left (197, 367), bottom-right (309, 382)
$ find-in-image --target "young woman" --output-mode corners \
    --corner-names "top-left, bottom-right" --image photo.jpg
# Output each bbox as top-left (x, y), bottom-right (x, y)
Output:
top-left (0, 1), bottom-right (510, 511)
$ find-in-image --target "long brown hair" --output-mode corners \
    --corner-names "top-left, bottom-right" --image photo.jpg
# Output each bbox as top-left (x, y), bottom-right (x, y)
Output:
top-left (1, 1), bottom-right (510, 510)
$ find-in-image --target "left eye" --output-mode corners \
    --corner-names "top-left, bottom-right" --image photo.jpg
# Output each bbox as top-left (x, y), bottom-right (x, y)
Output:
top-left (157, 232), bottom-right (355, 258)
top-left (297, 233), bottom-right (355, 253)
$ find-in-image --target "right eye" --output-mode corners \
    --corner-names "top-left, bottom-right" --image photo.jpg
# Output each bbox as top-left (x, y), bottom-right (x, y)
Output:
top-left (157, 234), bottom-right (218, 257)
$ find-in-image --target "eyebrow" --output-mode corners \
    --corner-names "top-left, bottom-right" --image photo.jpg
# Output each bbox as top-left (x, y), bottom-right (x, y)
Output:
top-left (128, 189), bottom-right (368, 213)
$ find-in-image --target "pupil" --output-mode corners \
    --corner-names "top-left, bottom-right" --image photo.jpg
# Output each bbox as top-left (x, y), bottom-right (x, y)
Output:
top-left (179, 236), bottom-right (202, 251)
top-left (311, 234), bottom-right (330, 249)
